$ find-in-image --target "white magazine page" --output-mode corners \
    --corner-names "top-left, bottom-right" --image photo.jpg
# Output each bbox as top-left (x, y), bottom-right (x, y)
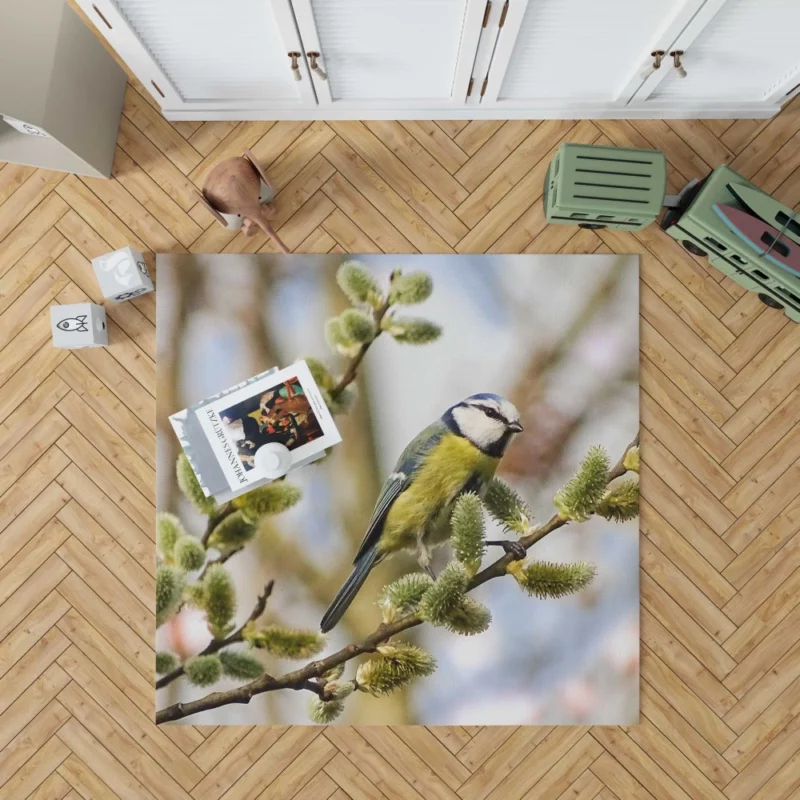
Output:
top-left (195, 360), bottom-right (342, 493)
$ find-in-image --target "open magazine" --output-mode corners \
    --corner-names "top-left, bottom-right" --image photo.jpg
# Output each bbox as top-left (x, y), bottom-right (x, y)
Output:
top-left (169, 361), bottom-right (342, 503)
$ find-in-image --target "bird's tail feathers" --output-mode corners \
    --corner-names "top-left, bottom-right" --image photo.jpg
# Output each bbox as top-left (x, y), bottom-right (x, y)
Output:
top-left (320, 548), bottom-right (379, 633)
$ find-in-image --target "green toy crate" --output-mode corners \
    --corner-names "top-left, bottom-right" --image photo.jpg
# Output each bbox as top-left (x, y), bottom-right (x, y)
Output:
top-left (544, 143), bottom-right (667, 231)
top-left (661, 164), bottom-right (800, 322)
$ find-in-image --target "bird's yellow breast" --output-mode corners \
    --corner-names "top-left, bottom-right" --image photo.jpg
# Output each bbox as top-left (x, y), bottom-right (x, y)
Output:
top-left (378, 435), bottom-right (499, 553)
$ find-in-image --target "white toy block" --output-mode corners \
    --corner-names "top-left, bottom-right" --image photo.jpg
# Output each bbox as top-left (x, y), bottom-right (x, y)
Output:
top-left (50, 303), bottom-right (107, 349)
top-left (91, 246), bottom-right (154, 302)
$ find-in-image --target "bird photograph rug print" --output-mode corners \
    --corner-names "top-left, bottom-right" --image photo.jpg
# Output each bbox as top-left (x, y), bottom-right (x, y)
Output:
top-left (155, 253), bottom-right (639, 726)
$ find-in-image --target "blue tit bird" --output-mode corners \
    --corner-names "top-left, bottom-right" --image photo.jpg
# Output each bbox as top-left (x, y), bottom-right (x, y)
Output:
top-left (320, 393), bottom-right (524, 633)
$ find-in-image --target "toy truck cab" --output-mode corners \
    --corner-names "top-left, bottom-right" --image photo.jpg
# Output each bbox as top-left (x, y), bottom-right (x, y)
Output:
top-left (660, 165), bottom-right (800, 322)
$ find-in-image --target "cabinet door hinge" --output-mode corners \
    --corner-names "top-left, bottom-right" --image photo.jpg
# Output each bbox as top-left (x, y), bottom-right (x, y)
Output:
top-left (499, 0), bottom-right (509, 27)
top-left (467, 77), bottom-right (474, 97)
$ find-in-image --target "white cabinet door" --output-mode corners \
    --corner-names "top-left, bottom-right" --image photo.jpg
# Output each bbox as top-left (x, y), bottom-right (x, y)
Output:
top-left (632, 0), bottom-right (800, 110)
top-left (479, 0), bottom-right (708, 111)
top-left (289, 0), bottom-right (487, 108)
top-left (76, 0), bottom-right (317, 112)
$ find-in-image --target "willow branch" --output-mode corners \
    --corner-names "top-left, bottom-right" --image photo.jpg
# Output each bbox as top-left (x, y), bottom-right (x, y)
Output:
top-left (201, 502), bottom-right (234, 548)
top-left (156, 434), bottom-right (638, 724)
top-left (329, 273), bottom-right (397, 398)
top-left (156, 580), bottom-right (274, 690)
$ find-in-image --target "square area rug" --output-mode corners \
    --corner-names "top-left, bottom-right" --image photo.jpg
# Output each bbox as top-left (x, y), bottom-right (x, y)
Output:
top-left (155, 254), bottom-right (639, 726)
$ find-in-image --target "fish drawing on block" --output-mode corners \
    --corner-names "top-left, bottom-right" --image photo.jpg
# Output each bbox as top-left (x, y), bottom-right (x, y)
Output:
top-left (57, 315), bottom-right (89, 332)
top-left (713, 204), bottom-right (800, 277)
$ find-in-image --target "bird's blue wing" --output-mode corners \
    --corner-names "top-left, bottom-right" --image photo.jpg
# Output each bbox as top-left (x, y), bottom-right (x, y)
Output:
top-left (351, 420), bottom-right (447, 564)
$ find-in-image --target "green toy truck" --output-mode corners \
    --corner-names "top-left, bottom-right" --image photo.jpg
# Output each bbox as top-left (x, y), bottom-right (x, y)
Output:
top-left (544, 143), bottom-right (667, 231)
top-left (660, 164), bottom-right (800, 322)
top-left (544, 142), bottom-right (800, 322)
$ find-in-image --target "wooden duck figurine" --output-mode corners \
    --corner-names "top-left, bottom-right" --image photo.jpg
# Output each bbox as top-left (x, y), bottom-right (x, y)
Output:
top-left (196, 148), bottom-right (289, 253)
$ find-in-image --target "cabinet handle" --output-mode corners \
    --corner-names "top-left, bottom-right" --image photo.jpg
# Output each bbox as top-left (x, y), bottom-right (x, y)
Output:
top-left (670, 50), bottom-right (687, 79)
top-left (640, 50), bottom-right (665, 81)
top-left (92, 4), bottom-right (113, 30)
top-left (288, 52), bottom-right (302, 81)
top-left (307, 52), bottom-right (327, 81)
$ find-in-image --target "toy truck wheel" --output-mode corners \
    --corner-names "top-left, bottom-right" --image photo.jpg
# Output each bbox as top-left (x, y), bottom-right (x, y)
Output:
top-left (758, 293), bottom-right (784, 310)
top-left (682, 240), bottom-right (708, 257)
top-left (578, 223), bottom-right (606, 230)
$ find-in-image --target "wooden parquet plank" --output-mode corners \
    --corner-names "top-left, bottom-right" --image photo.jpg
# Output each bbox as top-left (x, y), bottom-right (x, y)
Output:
top-left (54, 392), bottom-right (154, 502)
top-left (358, 727), bottom-right (463, 798)
top-left (639, 681), bottom-right (737, 790)
top-left (56, 752), bottom-right (118, 799)
top-left (322, 136), bottom-right (452, 253)
top-left (364, 120), bottom-right (469, 210)
top-left (1, 79), bottom-right (799, 800)
top-left (454, 119), bottom-right (578, 231)
top-left (56, 683), bottom-right (193, 800)
top-left (121, 85), bottom-right (202, 176)
top-left (641, 504), bottom-right (736, 608)
top-left (322, 173), bottom-right (415, 253)
top-left (723, 557), bottom-right (800, 654)
top-left (56, 717), bottom-right (157, 800)
top-left (0, 163), bottom-right (36, 206)
top-left (323, 752), bottom-right (387, 800)
top-left (400, 121), bottom-right (469, 174)
top-left (0, 592), bottom-right (70, 683)
top-left (0, 228), bottom-right (68, 315)
top-left (55, 585), bottom-right (152, 682)
top-left (189, 727), bottom-right (289, 800)
top-left (457, 728), bottom-right (551, 800)
top-left (0, 698), bottom-right (70, 788)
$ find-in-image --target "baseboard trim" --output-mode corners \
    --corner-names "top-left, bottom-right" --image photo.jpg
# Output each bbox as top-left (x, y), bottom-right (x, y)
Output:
top-left (162, 104), bottom-right (780, 122)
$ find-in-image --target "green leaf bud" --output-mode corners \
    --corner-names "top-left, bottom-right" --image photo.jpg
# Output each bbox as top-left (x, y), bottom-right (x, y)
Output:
top-left (305, 357), bottom-right (334, 391)
top-left (206, 510), bottom-right (257, 552)
top-left (325, 681), bottom-right (355, 701)
top-left (385, 316), bottom-right (442, 345)
top-left (184, 582), bottom-right (206, 609)
top-left (177, 454), bottom-right (217, 516)
top-left (340, 308), bottom-right (376, 344)
top-left (156, 512), bottom-right (184, 561)
top-left (356, 642), bottom-right (436, 696)
top-left (623, 445), bottom-right (640, 474)
top-left (325, 317), bottom-right (361, 358)
top-left (507, 560), bottom-right (597, 599)
top-left (156, 566), bottom-right (184, 627)
top-left (597, 478), bottom-right (639, 522)
top-left (450, 493), bottom-right (485, 575)
top-left (218, 649), bottom-right (265, 681)
top-left (484, 478), bottom-right (532, 535)
top-left (389, 271), bottom-right (433, 305)
top-left (308, 696), bottom-right (345, 724)
top-left (185, 655), bottom-right (222, 687)
top-left (174, 537), bottom-right (206, 571)
top-left (336, 260), bottom-right (383, 308)
top-left (442, 596), bottom-right (492, 636)
top-left (322, 663), bottom-right (346, 683)
top-left (322, 384), bottom-right (358, 415)
top-left (554, 446), bottom-right (610, 521)
top-left (378, 572), bottom-right (433, 622)
top-left (203, 564), bottom-right (237, 639)
top-left (233, 483), bottom-right (302, 522)
top-left (419, 562), bottom-right (468, 627)
top-left (155, 652), bottom-right (178, 675)
top-left (243, 624), bottom-right (326, 659)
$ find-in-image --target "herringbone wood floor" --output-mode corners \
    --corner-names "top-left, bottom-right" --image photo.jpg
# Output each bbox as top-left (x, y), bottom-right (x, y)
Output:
top-left (2, 68), bottom-right (800, 799)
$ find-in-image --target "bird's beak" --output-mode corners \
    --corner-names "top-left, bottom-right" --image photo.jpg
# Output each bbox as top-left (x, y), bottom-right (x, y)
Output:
top-left (509, 421), bottom-right (523, 433)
